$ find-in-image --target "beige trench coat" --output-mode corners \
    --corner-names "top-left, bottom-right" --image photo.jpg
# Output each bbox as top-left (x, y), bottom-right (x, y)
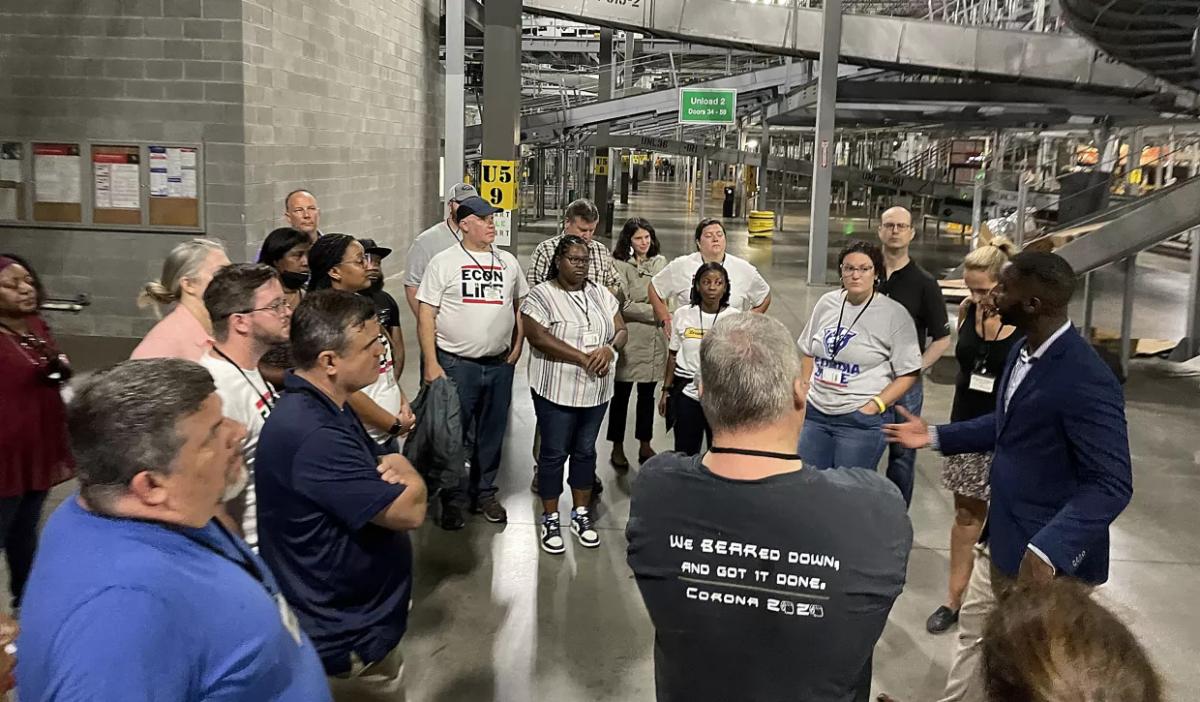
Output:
top-left (615, 255), bottom-right (668, 383)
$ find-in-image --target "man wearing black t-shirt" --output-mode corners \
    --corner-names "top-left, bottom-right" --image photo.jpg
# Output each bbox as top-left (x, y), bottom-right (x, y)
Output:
top-left (878, 206), bottom-right (951, 506)
top-left (360, 238), bottom-right (404, 377)
top-left (627, 314), bottom-right (911, 702)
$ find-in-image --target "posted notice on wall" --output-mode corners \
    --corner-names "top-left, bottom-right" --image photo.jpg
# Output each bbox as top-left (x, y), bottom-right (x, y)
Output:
top-left (33, 143), bottom-right (81, 204)
top-left (150, 146), bottom-right (197, 198)
top-left (93, 151), bottom-right (141, 209)
top-left (0, 143), bottom-right (21, 183)
top-left (493, 210), bottom-right (512, 247)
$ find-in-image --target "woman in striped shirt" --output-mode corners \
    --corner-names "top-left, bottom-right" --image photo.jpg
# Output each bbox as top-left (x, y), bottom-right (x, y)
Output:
top-left (522, 235), bottom-right (628, 555)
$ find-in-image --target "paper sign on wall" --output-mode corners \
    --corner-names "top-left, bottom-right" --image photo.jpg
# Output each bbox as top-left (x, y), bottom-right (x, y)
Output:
top-left (493, 210), bottom-right (512, 247)
top-left (0, 143), bottom-right (21, 183)
top-left (150, 146), bottom-right (197, 198)
top-left (93, 151), bottom-right (140, 209)
top-left (33, 143), bottom-right (81, 204)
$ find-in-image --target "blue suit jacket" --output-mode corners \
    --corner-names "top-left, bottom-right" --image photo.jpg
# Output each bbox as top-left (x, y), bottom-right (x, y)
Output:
top-left (936, 326), bottom-right (1132, 584)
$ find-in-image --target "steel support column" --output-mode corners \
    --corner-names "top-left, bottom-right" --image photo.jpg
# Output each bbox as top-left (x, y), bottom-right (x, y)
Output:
top-left (1124, 128), bottom-right (1143, 196)
top-left (1179, 227), bottom-right (1200, 360)
top-left (482, 0), bottom-right (521, 253)
top-left (757, 117), bottom-right (770, 211)
top-left (1119, 255), bottom-right (1136, 377)
top-left (443, 0), bottom-right (465, 194)
top-left (594, 28), bottom-right (613, 235)
top-left (807, 0), bottom-right (842, 286)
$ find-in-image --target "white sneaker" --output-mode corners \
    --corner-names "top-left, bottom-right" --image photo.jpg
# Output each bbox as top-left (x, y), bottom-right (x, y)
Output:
top-left (570, 507), bottom-right (600, 548)
top-left (540, 512), bottom-right (565, 554)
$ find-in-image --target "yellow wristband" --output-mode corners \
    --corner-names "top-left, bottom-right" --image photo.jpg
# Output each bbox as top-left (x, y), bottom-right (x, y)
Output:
top-left (871, 396), bottom-right (887, 413)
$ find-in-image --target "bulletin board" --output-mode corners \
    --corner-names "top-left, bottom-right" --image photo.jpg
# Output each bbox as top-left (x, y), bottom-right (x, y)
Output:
top-left (0, 139), bottom-right (204, 234)
top-left (0, 143), bottom-right (24, 222)
top-left (33, 143), bottom-right (83, 224)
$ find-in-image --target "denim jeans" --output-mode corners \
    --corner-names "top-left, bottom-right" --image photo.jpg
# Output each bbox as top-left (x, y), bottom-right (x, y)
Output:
top-left (438, 349), bottom-right (515, 507)
top-left (884, 378), bottom-right (923, 506)
top-left (532, 392), bottom-right (609, 501)
top-left (797, 405), bottom-right (886, 470)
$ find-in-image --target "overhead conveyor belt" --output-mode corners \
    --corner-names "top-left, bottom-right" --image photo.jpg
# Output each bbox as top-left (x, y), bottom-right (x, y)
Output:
top-left (1052, 176), bottom-right (1200, 275)
top-left (466, 62), bottom-right (819, 144)
top-left (520, 0), bottom-right (1167, 94)
top-left (584, 133), bottom-right (1061, 209)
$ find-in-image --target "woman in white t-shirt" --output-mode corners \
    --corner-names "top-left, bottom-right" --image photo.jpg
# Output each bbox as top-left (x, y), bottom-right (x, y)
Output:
top-left (797, 241), bottom-right (921, 471)
top-left (659, 262), bottom-right (739, 455)
top-left (648, 218), bottom-right (771, 330)
top-left (522, 235), bottom-right (628, 556)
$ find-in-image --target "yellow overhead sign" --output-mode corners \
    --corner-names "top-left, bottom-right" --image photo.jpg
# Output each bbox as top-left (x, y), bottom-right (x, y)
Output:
top-left (594, 156), bottom-right (609, 176)
top-left (481, 159), bottom-right (518, 210)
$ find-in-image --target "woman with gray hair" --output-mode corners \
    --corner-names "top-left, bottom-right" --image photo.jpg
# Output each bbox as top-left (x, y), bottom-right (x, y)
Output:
top-left (130, 238), bottom-right (229, 361)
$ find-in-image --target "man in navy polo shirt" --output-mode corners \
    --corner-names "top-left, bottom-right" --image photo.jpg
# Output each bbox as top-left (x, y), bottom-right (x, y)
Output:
top-left (256, 290), bottom-right (428, 700)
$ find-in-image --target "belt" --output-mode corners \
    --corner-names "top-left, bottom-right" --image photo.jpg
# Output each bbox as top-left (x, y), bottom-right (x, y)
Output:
top-left (437, 348), bottom-right (508, 365)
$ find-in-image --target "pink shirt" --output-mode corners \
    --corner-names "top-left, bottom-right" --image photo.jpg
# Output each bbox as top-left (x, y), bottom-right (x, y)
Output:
top-left (129, 304), bottom-right (212, 361)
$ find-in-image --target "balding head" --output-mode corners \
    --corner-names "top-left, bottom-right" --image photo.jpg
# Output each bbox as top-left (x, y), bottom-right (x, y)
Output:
top-left (879, 206), bottom-right (914, 252)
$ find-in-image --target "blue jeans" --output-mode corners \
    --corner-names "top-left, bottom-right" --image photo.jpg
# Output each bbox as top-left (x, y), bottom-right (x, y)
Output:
top-left (532, 392), bottom-right (608, 501)
top-left (438, 349), bottom-right (515, 506)
top-left (798, 405), bottom-right (886, 470)
top-left (884, 378), bottom-right (923, 506)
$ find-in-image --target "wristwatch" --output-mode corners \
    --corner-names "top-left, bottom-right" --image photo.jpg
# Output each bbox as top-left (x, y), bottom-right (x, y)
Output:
top-left (388, 418), bottom-right (405, 437)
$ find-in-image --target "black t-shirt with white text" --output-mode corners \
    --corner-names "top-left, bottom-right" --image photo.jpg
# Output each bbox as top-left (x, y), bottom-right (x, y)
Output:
top-left (880, 260), bottom-right (950, 352)
top-left (626, 453), bottom-right (912, 702)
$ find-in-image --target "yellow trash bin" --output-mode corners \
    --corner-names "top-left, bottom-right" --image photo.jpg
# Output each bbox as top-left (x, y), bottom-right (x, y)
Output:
top-left (748, 210), bottom-right (775, 238)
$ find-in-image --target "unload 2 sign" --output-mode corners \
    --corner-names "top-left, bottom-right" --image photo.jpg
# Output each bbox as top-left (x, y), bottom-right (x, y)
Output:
top-left (679, 88), bottom-right (737, 125)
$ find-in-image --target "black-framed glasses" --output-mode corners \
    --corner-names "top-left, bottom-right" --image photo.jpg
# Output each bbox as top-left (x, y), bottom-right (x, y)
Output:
top-left (563, 255), bottom-right (589, 266)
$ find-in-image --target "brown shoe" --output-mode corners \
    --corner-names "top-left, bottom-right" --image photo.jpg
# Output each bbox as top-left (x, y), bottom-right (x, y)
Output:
top-left (610, 443), bottom-right (630, 470)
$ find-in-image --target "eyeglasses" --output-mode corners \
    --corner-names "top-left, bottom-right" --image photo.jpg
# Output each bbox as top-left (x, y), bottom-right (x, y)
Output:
top-left (880, 222), bottom-right (912, 231)
top-left (840, 265), bottom-right (875, 277)
top-left (289, 206), bottom-right (319, 216)
top-left (338, 255), bottom-right (366, 268)
top-left (563, 255), bottom-right (589, 266)
top-left (229, 298), bottom-right (292, 318)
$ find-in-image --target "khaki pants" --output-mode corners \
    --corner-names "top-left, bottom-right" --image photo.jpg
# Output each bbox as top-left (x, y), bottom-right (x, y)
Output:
top-left (938, 545), bottom-right (1016, 702)
top-left (327, 642), bottom-right (405, 702)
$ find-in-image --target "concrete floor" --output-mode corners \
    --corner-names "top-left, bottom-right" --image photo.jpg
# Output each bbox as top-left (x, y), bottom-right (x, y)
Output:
top-left (32, 178), bottom-right (1200, 700)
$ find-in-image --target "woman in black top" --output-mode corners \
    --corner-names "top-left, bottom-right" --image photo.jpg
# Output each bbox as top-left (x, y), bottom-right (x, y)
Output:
top-left (927, 237), bottom-right (1023, 635)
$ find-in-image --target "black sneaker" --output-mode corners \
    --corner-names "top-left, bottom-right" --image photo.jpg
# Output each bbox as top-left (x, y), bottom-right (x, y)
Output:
top-left (539, 512), bottom-right (565, 554)
top-left (570, 506), bottom-right (600, 548)
top-left (437, 503), bottom-right (466, 531)
top-left (593, 476), bottom-right (603, 496)
top-left (926, 605), bottom-right (959, 634)
top-left (473, 495), bottom-right (507, 524)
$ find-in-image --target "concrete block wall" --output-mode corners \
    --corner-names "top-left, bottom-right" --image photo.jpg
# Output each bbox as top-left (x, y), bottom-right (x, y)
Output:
top-left (240, 0), bottom-right (443, 267)
top-left (0, 0), bottom-right (247, 337)
top-left (0, 0), bottom-right (442, 338)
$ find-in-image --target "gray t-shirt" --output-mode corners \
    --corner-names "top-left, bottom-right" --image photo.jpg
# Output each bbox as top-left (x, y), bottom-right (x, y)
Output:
top-left (798, 289), bottom-right (922, 415)
top-left (403, 220), bottom-right (461, 288)
top-left (627, 453), bottom-right (911, 702)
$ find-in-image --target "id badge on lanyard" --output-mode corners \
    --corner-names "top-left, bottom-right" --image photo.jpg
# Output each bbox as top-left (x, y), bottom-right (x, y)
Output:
top-left (969, 372), bottom-right (996, 394)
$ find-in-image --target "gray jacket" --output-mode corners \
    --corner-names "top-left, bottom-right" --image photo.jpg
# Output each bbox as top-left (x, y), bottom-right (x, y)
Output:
top-left (615, 256), bottom-right (668, 383)
top-left (402, 376), bottom-right (464, 493)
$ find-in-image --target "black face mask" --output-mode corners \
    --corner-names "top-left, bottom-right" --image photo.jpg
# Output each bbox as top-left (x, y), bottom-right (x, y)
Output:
top-left (366, 277), bottom-right (384, 293)
top-left (279, 270), bottom-right (309, 291)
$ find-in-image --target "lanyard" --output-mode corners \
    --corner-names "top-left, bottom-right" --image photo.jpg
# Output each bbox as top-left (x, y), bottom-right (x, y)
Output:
top-left (0, 321), bottom-right (57, 367)
top-left (563, 283), bottom-right (591, 324)
top-left (830, 292), bottom-right (874, 360)
top-left (459, 242), bottom-right (501, 272)
top-left (697, 306), bottom-right (722, 336)
top-left (709, 446), bottom-right (802, 461)
top-left (172, 521), bottom-right (273, 597)
top-left (211, 346), bottom-right (275, 411)
top-left (973, 306), bottom-right (1009, 373)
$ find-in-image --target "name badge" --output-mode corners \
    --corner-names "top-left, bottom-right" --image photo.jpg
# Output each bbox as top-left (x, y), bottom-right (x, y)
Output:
top-left (275, 593), bottom-right (303, 646)
top-left (969, 372), bottom-right (996, 394)
top-left (582, 331), bottom-right (601, 349)
top-left (483, 286), bottom-right (503, 301)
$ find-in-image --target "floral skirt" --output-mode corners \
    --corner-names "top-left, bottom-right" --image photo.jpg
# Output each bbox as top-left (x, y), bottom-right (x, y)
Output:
top-left (941, 451), bottom-right (991, 501)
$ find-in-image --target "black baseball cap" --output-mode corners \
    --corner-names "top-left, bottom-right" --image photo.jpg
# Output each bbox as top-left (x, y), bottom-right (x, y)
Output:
top-left (454, 196), bottom-right (502, 223)
top-left (358, 238), bottom-right (392, 259)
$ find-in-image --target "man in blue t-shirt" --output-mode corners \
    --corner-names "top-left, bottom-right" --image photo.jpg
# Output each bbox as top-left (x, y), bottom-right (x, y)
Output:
top-left (256, 290), bottom-right (428, 699)
top-left (18, 358), bottom-right (330, 701)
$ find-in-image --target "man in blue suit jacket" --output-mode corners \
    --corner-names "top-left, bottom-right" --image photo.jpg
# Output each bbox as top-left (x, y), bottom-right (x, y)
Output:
top-left (884, 251), bottom-right (1132, 702)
